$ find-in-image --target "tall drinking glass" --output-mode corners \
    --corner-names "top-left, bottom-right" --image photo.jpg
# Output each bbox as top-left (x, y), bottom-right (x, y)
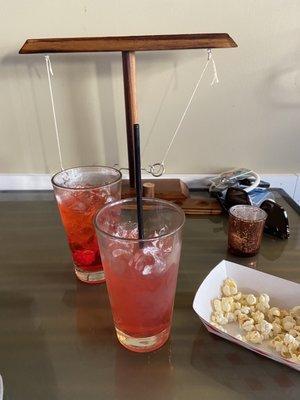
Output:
top-left (52, 166), bottom-right (122, 284)
top-left (94, 198), bottom-right (185, 353)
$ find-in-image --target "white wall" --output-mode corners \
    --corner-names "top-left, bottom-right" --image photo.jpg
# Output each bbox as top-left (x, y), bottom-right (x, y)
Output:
top-left (0, 1), bottom-right (300, 175)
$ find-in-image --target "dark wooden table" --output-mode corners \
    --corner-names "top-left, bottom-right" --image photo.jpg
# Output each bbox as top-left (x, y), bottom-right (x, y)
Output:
top-left (0, 189), bottom-right (299, 400)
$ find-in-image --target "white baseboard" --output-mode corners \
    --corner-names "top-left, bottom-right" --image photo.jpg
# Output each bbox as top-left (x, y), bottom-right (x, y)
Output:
top-left (0, 173), bottom-right (299, 204)
top-left (0, 174), bottom-right (53, 190)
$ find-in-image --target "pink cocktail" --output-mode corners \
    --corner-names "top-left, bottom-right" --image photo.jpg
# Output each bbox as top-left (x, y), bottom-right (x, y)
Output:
top-left (94, 198), bottom-right (185, 352)
top-left (52, 166), bottom-right (122, 284)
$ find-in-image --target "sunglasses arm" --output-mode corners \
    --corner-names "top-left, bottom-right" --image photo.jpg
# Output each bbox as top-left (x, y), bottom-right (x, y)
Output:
top-left (243, 171), bottom-right (260, 193)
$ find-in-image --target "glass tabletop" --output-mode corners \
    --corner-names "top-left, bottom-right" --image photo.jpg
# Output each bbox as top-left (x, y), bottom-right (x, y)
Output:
top-left (0, 189), bottom-right (299, 400)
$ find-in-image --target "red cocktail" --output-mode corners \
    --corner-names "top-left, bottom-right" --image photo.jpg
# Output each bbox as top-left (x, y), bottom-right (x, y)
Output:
top-left (94, 198), bottom-right (185, 352)
top-left (52, 166), bottom-right (122, 283)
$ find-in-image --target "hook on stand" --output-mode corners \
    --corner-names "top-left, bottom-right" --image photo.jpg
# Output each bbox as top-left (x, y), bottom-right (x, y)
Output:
top-left (114, 162), bottom-right (165, 178)
top-left (147, 163), bottom-right (165, 177)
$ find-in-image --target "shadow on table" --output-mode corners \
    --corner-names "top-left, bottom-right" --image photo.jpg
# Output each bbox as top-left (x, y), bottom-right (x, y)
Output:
top-left (0, 291), bottom-right (59, 399)
top-left (113, 340), bottom-right (175, 400)
top-left (76, 281), bottom-right (114, 345)
top-left (191, 326), bottom-right (300, 400)
top-left (66, 282), bottom-right (175, 400)
top-left (62, 281), bottom-right (114, 346)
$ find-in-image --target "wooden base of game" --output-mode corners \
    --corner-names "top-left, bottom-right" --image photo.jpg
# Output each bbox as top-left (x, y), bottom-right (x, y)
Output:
top-left (122, 178), bottom-right (188, 202)
top-left (121, 179), bottom-right (222, 215)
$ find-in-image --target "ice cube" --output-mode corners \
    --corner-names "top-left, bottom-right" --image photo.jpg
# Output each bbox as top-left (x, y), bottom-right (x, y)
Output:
top-left (112, 248), bottom-right (131, 258)
top-left (115, 221), bottom-right (139, 239)
top-left (109, 246), bottom-right (132, 275)
top-left (142, 265), bottom-right (152, 276)
top-left (157, 225), bottom-right (168, 237)
top-left (152, 235), bottom-right (173, 254)
top-left (130, 246), bottom-right (167, 275)
top-left (109, 237), bottom-right (133, 251)
top-left (145, 246), bottom-right (167, 273)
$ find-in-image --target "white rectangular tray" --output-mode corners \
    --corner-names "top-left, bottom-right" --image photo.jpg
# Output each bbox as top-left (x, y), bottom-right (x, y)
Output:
top-left (193, 260), bottom-right (300, 371)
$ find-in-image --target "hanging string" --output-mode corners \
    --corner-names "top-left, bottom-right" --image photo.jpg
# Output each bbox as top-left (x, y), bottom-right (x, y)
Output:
top-left (208, 49), bottom-right (219, 86)
top-left (45, 55), bottom-right (64, 171)
top-left (160, 49), bottom-right (219, 168)
top-left (115, 49), bottom-right (219, 177)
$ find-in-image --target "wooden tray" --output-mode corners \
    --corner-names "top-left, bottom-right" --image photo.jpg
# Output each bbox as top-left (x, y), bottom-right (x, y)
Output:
top-left (180, 197), bottom-right (222, 215)
top-left (122, 179), bottom-right (189, 202)
top-left (122, 179), bottom-right (222, 215)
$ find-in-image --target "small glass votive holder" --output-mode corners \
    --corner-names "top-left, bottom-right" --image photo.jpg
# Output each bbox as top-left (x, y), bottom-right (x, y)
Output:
top-left (228, 205), bottom-right (267, 257)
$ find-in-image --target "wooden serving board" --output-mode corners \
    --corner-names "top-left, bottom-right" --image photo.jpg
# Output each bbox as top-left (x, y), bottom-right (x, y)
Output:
top-left (122, 179), bottom-right (189, 202)
top-left (179, 197), bottom-right (222, 215)
top-left (122, 179), bottom-right (222, 215)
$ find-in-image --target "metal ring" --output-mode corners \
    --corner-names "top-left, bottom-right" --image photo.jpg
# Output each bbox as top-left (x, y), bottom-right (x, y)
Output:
top-left (149, 163), bottom-right (165, 177)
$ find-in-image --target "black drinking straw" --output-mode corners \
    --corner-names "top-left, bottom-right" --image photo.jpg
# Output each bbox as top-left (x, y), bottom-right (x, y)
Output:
top-left (133, 123), bottom-right (144, 240)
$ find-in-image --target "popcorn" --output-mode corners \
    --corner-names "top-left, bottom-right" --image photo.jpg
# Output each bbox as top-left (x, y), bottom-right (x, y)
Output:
top-left (283, 334), bottom-right (299, 351)
top-left (256, 302), bottom-right (270, 313)
top-left (288, 329), bottom-right (299, 337)
top-left (235, 334), bottom-right (246, 342)
top-left (291, 306), bottom-right (300, 325)
top-left (233, 310), bottom-right (242, 321)
top-left (240, 295), bottom-right (248, 306)
top-left (240, 306), bottom-right (251, 314)
top-left (209, 277), bottom-right (300, 363)
top-left (246, 294), bottom-right (257, 306)
top-left (251, 310), bottom-right (265, 323)
top-left (221, 297), bottom-right (232, 313)
top-left (242, 319), bottom-right (255, 332)
top-left (280, 344), bottom-right (290, 358)
top-left (282, 316), bottom-right (296, 331)
top-left (225, 312), bottom-right (235, 323)
top-left (222, 278), bottom-right (238, 296)
top-left (213, 299), bottom-right (222, 312)
top-left (246, 331), bottom-right (263, 344)
top-left (275, 341), bottom-right (285, 352)
top-left (259, 294), bottom-right (270, 306)
top-left (233, 292), bottom-right (242, 301)
top-left (262, 333), bottom-right (273, 341)
top-left (256, 320), bottom-right (273, 335)
top-left (291, 353), bottom-right (300, 362)
top-left (272, 322), bottom-right (282, 335)
top-left (281, 309), bottom-right (290, 318)
top-left (295, 325), bottom-right (300, 332)
top-left (212, 311), bottom-right (228, 325)
top-left (238, 313), bottom-right (251, 326)
top-left (256, 294), bottom-right (270, 313)
top-left (270, 335), bottom-right (284, 351)
top-left (267, 307), bottom-right (281, 321)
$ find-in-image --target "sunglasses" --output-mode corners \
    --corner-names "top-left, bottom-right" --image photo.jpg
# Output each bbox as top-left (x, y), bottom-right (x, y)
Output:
top-left (217, 187), bottom-right (290, 239)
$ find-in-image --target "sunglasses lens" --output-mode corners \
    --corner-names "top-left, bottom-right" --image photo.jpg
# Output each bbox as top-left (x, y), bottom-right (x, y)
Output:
top-left (260, 200), bottom-right (290, 239)
top-left (225, 188), bottom-right (251, 210)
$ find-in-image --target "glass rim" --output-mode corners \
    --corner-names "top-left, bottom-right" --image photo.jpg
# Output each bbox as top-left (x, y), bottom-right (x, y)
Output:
top-left (229, 204), bottom-right (267, 222)
top-left (94, 197), bottom-right (186, 243)
top-left (51, 165), bottom-right (122, 191)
